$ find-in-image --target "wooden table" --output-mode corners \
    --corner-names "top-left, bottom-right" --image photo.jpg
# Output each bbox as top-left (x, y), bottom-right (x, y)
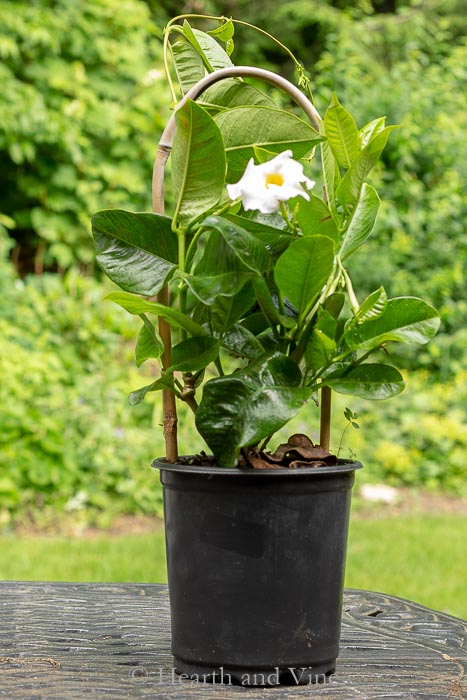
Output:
top-left (0, 582), bottom-right (465, 698)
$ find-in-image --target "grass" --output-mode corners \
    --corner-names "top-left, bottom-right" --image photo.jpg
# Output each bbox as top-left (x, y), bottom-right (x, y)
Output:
top-left (0, 514), bottom-right (465, 620)
top-left (345, 515), bottom-right (466, 618)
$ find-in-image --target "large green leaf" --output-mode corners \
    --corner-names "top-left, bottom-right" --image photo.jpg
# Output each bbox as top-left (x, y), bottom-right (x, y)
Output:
top-left (183, 271), bottom-right (250, 305)
top-left (172, 100), bottom-right (226, 231)
top-left (336, 126), bottom-right (395, 207)
top-left (295, 195), bottom-right (338, 243)
top-left (92, 210), bottom-right (177, 296)
top-left (274, 236), bottom-right (335, 317)
top-left (169, 336), bottom-right (220, 372)
top-left (215, 106), bottom-right (323, 181)
top-left (209, 282), bottom-right (256, 335)
top-left (106, 292), bottom-right (206, 338)
top-left (324, 94), bottom-right (361, 169)
top-left (189, 26), bottom-right (233, 71)
top-left (339, 183), bottom-right (380, 260)
top-left (321, 139), bottom-right (340, 216)
top-left (324, 363), bottom-right (405, 400)
top-left (200, 78), bottom-right (275, 112)
top-left (345, 297), bottom-right (440, 351)
top-left (224, 213), bottom-right (294, 257)
top-left (171, 40), bottom-right (205, 95)
top-left (194, 231), bottom-right (241, 276)
top-left (221, 324), bottom-right (264, 359)
top-left (202, 215), bottom-right (270, 273)
top-left (195, 353), bottom-right (312, 466)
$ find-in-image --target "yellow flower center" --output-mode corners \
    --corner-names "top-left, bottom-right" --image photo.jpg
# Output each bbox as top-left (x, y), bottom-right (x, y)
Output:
top-left (265, 172), bottom-right (284, 188)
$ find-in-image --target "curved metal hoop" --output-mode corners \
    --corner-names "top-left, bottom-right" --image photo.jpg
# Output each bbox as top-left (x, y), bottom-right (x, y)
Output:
top-left (152, 66), bottom-right (322, 214)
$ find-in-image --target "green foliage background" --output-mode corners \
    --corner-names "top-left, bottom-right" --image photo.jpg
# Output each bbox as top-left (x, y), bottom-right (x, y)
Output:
top-left (0, 0), bottom-right (170, 271)
top-left (0, 0), bottom-right (465, 524)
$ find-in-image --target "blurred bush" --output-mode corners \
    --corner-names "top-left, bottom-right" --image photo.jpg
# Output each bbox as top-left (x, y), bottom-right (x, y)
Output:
top-left (331, 372), bottom-right (467, 496)
top-left (0, 228), bottom-right (165, 524)
top-left (310, 2), bottom-right (466, 378)
top-left (0, 0), bottom-right (169, 271)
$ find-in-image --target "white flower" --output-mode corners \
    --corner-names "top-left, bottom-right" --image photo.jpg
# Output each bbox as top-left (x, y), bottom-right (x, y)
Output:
top-left (226, 150), bottom-right (315, 214)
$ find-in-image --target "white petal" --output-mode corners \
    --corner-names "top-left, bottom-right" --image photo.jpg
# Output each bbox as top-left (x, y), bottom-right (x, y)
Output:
top-left (226, 150), bottom-right (315, 213)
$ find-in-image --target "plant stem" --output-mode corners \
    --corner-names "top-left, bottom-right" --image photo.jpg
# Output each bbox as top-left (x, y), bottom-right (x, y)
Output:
top-left (336, 421), bottom-right (350, 459)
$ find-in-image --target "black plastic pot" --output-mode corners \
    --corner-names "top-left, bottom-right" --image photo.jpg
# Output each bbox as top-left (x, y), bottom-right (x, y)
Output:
top-left (153, 458), bottom-right (361, 686)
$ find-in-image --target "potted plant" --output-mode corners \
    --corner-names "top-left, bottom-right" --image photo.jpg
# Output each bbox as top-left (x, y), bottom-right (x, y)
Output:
top-left (91, 16), bottom-right (440, 685)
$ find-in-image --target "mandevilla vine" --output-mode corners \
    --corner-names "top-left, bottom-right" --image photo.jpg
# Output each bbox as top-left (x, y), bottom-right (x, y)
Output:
top-left (91, 15), bottom-right (440, 468)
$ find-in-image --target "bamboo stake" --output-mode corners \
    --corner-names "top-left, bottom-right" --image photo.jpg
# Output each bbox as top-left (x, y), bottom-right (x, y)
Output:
top-left (320, 386), bottom-right (332, 451)
top-left (153, 146), bottom-right (178, 463)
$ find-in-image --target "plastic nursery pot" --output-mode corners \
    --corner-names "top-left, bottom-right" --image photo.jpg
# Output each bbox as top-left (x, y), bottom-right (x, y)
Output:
top-left (153, 458), bottom-right (362, 686)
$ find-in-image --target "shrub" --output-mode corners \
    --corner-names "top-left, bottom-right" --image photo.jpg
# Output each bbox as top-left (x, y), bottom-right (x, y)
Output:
top-left (0, 252), bottom-right (165, 523)
top-left (0, 0), bottom-right (169, 271)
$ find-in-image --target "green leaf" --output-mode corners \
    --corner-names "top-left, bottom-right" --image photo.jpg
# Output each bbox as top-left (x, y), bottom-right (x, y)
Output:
top-left (215, 106), bottom-right (323, 181)
top-left (207, 18), bottom-right (235, 44)
top-left (324, 363), bottom-right (405, 400)
top-left (339, 183), bottom-right (380, 260)
top-left (169, 336), bottom-right (220, 372)
top-left (360, 116), bottom-right (387, 147)
top-left (184, 271), bottom-right (250, 305)
top-left (106, 292), bottom-right (206, 337)
top-left (315, 308), bottom-right (338, 338)
top-left (194, 231), bottom-right (240, 276)
top-left (91, 210), bottom-right (177, 296)
top-left (305, 328), bottom-right (337, 373)
top-left (135, 317), bottom-right (163, 367)
top-left (224, 213), bottom-right (293, 257)
top-left (201, 79), bottom-right (275, 112)
top-left (352, 287), bottom-right (388, 326)
top-left (337, 126), bottom-right (396, 207)
top-left (344, 407), bottom-right (353, 421)
top-left (195, 352), bottom-right (312, 466)
top-left (324, 94), bottom-right (361, 169)
top-left (295, 195), bottom-right (338, 244)
top-left (129, 375), bottom-right (175, 406)
top-left (222, 324), bottom-right (264, 359)
top-left (189, 26), bottom-right (233, 71)
top-left (208, 20), bottom-right (235, 56)
top-left (345, 297), bottom-right (440, 351)
top-left (274, 236), bottom-right (335, 317)
top-left (323, 292), bottom-right (345, 319)
top-left (171, 40), bottom-right (205, 95)
top-left (172, 100), bottom-right (226, 231)
top-left (202, 215), bottom-right (270, 273)
top-left (210, 282), bottom-right (256, 335)
top-left (252, 276), bottom-right (286, 330)
top-left (321, 139), bottom-right (340, 215)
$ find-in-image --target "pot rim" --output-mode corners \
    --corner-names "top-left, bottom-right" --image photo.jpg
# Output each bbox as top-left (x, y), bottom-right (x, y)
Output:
top-left (152, 456), bottom-right (362, 477)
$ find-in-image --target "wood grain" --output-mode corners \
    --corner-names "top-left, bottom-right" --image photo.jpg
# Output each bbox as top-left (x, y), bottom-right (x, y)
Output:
top-left (0, 583), bottom-right (465, 698)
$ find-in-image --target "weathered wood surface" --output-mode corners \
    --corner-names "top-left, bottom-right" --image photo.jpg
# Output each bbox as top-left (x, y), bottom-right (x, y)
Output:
top-left (0, 582), bottom-right (465, 699)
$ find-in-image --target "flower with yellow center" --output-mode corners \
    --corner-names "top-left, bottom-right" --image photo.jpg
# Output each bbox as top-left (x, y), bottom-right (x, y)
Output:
top-left (226, 150), bottom-right (315, 214)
